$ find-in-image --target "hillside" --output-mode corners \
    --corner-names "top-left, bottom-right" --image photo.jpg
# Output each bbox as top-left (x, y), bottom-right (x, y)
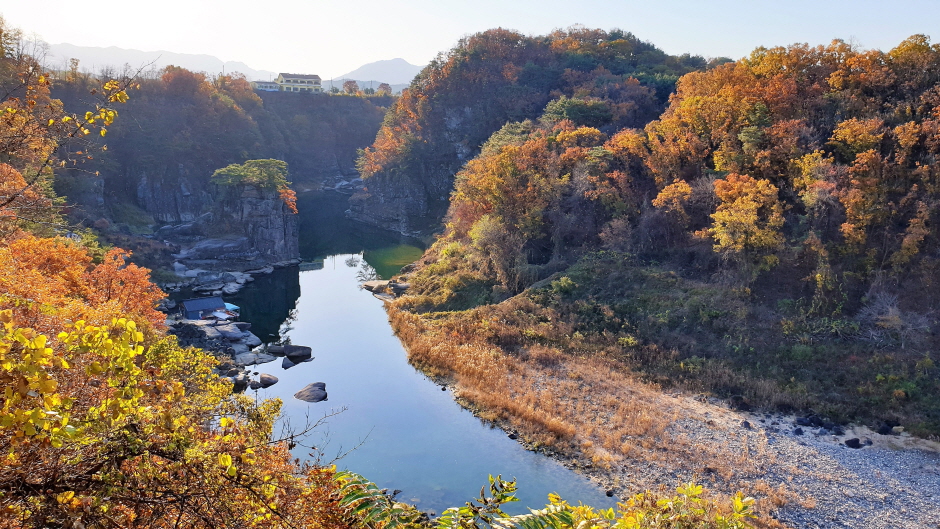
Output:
top-left (350, 27), bottom-right (726, 234)
top-left (51, 68), bottom-right (390, 270)
top-left (385, 32), bottom-right (940, 461)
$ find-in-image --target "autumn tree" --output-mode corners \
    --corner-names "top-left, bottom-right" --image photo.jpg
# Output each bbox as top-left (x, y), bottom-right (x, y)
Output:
top-left (212, 159), bottom-right (298, 213)
top-left (377, 82), bottom-right (392, 95)
top-left (342, 79), bottom-right (359, 95)
top-left (707, 173), bottom-right (784, 274)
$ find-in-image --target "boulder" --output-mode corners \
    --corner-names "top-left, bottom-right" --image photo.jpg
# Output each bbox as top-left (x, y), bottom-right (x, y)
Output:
top-left (295, 382), bottom-right (327, 403)
top-left (230, 343), bottom-right (251, 356)
top-left (201, 326), bottom-right (222, 340)
top-left (266, 345), bottom-right (285, 355)
top-left (362, 280), bottom-right (389, 292)
top-left (216, 324), bottom-right (247, 340)
top-left (282, 356), bottom-right (313, 370)
top-left (193, 282), bottom-right (225, 292)
top-left (284, 345), bottom-right (312, 361)
top-left (258, 373), bottom-right (278, 388)
top-left (845, 438), bottom-right (863, 449)
top-left (222, 283), bottom-right (242, 295)
top-left (234, 322), bottom-right (252, 331)
top-left (234, 351), bottom-right (276, 366)
top-left (241, 333), bottom-right (263, 347)
top-left (389, 282), bottom-right (411, 293)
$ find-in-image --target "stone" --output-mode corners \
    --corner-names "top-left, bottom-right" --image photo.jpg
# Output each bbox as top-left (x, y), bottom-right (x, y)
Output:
top-left (234, 322), bottom-right (252, 331)
top-left (284, 345), bottom-right (313, 360)
top-left (267, 345), bottom-right (285, 355)
top-left (845, 438), bottom-right (863, 449)
top-left (258, 373), bottom-right (278, 388)
top-left (793, 427), bottom-right (804, 436)
top-left (241, 333), bottom-right (263, 347)
top-left (230, 343), bottom-right (250, 356)
top-left (389, 282), bottom-right (411, 292)
top-left (234, 351), bottom-right (276, 366)
top-left (741, 420), bottom-right (752, 429)
top-left (249, 380), bottom-right (262, 390)
top-left (282, 356), bottom-right (313, 370)
top-left (294, 382), bottom-right (328, 403)
top-left (201, 326), bottom-right (222, 340)
top-left (222, 283), bottom-right (241, 295)
top-left (215, 324), bottom-right (247, 340)
top-left (508, 433), bottom-right (518, 440)
top-left (362, 280), bottom-right (389, 292)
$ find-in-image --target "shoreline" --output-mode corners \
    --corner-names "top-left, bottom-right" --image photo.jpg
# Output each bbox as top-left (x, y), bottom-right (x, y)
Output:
top-left (384, 302), bottom-right (940, 528)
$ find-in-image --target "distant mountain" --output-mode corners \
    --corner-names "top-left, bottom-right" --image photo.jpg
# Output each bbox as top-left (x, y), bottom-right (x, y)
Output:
top-left (46, 43), bottom-right (276, 81)
top-left (335, 58), bottom-right (423, 86)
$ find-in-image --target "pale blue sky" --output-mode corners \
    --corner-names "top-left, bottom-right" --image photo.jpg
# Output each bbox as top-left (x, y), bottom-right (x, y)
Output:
top-left (1, 0), bottom-right (937, 78)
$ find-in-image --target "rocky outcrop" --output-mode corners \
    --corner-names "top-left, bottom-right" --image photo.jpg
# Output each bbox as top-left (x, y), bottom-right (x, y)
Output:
top-left (347, 171), bottom-right (451, 236)
top-left (156, 184), bottom-right (299, 270)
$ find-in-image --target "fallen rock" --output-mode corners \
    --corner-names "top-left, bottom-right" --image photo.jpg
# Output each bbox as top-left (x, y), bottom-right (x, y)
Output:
top-left (295, 382), bottom-right (327, 403)
top-left (845, 438), bottom-right (863, 449)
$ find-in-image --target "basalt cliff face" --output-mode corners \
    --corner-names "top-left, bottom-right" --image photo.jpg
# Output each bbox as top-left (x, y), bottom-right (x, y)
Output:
top-left (152, 181), bottom-right (299, 268)
top-left (347, 172), bottom-right (451, 236)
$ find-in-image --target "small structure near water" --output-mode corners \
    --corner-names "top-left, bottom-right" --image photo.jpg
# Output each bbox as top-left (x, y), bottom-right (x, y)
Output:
top-left (179, 296), bottom-right (240, 320)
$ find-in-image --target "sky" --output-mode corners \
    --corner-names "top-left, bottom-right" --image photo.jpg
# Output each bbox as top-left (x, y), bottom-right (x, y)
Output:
top-left (1, 0), bottom-right (938, 78)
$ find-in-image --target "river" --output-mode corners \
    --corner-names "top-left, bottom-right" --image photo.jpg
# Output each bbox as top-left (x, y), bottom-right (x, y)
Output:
top-left (222, 192), bottom-right (615, 514)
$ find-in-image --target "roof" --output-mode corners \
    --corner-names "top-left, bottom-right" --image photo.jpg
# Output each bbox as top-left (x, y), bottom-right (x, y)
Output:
top-left (180, 296), bottom-right (226, 312)
top-left (277, 73), bottom-right (322, 80)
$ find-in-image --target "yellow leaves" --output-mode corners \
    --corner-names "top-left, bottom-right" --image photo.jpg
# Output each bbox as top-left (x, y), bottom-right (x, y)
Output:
top-left (219, 416), bottom-right (234, 428)
top-left (708, 173), bottom-right (784, 270)
top-left (56, 490), bottom-right (75, 504)
top-left (100, 128), bottom-right (107, 137)
top-left (218, 453), bottom-right (232, 467)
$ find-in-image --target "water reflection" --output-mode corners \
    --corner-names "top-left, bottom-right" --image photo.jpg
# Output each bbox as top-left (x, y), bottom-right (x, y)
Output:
top-left (298, 191), bottom-right (425, 279)
top-left (250, 255), bottom-right (615, 515)
top-left (209, 192), bottom-right (613, 514)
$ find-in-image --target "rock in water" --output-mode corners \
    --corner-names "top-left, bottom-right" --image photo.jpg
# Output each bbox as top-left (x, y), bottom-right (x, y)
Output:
top-left (282, 355), bottom-right (313, 370)
top-left (284, 345), bottom-right (312, 361)
top-left (258, 373), bottom-right (278, 388)
top-left (295, 382), bottom-right (327, 403)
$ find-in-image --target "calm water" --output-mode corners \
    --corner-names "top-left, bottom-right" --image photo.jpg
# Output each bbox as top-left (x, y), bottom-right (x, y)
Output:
top-left (229, 192), bottom-right (614, 514)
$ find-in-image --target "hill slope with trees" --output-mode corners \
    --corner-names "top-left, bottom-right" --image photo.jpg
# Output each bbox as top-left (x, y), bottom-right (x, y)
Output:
top-left (350, 27), bottom-right (726, 233)
top-left (390, 34), bottom-right (940, 443)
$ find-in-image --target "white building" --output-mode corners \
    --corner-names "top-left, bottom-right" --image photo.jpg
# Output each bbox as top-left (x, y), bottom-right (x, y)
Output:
top-left (250, 80), bottom-right (279, 92)
top-left (275, 73), bottom-right (322, 93)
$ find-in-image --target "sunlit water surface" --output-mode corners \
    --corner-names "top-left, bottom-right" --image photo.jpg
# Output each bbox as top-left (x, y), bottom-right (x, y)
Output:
top-left (210, 192), bottom-right (614, 514)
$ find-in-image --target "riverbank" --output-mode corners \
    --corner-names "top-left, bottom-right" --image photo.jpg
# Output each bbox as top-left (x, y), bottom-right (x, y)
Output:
top-left (384, 288), bottom-right (940, 528)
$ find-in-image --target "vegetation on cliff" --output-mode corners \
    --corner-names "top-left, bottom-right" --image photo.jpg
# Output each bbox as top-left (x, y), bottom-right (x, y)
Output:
top-left (393, 33), bottom-right (940, 452)
top-left (0, 16), bottom-right (756, 527)
top-left (352, 27), bottom-right (727, 231)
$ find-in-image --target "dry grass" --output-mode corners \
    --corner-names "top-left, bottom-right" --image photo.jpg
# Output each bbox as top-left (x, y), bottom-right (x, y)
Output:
top-left (387, 300), bottom-right (774, 495)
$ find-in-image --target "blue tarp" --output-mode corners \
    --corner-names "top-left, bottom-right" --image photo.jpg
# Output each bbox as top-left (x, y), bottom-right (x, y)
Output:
top-left (224, 303), bottom-right (240, 311)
